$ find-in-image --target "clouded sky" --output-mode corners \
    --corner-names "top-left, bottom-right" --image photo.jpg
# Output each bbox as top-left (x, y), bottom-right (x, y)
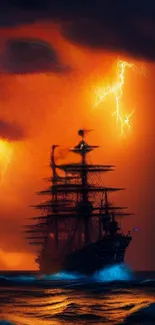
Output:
top-left (0, 0), bottom-right (155, 271)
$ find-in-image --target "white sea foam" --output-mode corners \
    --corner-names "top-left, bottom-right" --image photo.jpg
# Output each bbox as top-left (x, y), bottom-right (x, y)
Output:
top-left (92, 263), bottom-right (133, 282)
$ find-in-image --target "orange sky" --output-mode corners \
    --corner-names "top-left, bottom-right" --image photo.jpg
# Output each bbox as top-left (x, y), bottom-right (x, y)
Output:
top-left (0, 21), bottom-right (155, 271)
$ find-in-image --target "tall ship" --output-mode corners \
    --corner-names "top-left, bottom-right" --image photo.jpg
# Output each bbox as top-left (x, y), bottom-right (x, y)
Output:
top-left (24, 129), bottom-right (132, 275)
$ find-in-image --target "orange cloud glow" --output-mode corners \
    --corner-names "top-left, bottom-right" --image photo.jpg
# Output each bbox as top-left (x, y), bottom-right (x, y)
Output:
top-left (0, 22), bottom-right (154, 271)
top-left (0, 139), bottom-right (13, 185)
top-left (0, 249), bottom-right (37, 270)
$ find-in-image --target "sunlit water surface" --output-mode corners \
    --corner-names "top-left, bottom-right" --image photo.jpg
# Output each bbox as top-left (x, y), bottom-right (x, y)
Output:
top-left (0, 264), bottom-right (155, 325)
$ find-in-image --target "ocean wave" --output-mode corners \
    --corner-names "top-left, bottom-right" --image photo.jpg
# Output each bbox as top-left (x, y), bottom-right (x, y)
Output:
top-left (123, 302), bottom-right (155, 324)
top-left (140, 279), bottom-right (155, 284)
top-left (0, 264), bottom-right (155, 289)
top-left (0, 321), bottom-right (15, 325)
top-left (93, 264), bottom-right (133, 282)
top-left (41, 271), bottom-right (84, 281)
top-left (0, 263), bottom-right (133, 285)
top-left (0, 275), bottom-right (36, 283)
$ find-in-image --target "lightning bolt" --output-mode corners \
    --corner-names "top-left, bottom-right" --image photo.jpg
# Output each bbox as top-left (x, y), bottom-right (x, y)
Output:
top-left (93, 59), bottom-right (144, 135)
top-left (0, 139), bottom-right (13, 185)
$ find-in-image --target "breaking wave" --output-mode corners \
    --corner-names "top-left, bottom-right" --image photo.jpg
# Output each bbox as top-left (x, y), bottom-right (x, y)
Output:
top-left (93, 263), bottom-right (133, 282)
top-left (1, 264), bottom-right (155, 291)
top-left (0, 263), bottom-right (133, 285)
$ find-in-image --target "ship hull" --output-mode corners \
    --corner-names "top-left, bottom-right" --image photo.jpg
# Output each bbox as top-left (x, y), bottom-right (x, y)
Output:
top-left (38, 234), bottom-right (132, 275)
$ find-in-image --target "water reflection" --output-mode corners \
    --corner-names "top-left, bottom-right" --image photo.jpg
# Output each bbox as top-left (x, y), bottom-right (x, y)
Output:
top-left (1, 284), bottom-right (155, 325)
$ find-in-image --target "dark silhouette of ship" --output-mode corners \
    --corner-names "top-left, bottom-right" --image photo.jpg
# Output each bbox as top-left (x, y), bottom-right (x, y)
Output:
top-left (24, 129), bottom-right (132, 275)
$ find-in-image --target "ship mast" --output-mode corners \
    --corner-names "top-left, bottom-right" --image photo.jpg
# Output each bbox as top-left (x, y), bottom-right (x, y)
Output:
top-left (80, 130), bottom-right (90, 244)
top-left (51, 145), bottom-right (59, 247)
top-left (69, 129), bottom-right (96, 245)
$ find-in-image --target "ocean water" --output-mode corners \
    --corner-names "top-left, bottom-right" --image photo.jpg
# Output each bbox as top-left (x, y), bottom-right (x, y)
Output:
top-left (0, 264), bottom-right (155, 325)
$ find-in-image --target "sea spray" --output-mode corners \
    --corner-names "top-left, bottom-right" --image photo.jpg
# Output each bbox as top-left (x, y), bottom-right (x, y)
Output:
top-left (92, 263), bottom-right (133, 282)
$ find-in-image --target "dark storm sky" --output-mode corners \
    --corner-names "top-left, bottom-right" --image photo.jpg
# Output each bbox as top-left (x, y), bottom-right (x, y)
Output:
top-left (0, 0), bottom-right (155, 270)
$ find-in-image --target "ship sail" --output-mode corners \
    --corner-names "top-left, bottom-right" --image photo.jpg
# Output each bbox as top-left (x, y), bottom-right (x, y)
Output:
top-left (24, 129), bottom-right (132, 274)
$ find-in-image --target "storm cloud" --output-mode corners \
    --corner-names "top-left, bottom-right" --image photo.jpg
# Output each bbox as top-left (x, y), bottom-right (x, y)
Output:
top-left (0, 120), bottom-right (25, 141)
top-left (61, 17), bottom-right (155, 61)
top-left (0, 38), bottom-right (69, 74)
top-left (1, 0), bottom-right (155, 61)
